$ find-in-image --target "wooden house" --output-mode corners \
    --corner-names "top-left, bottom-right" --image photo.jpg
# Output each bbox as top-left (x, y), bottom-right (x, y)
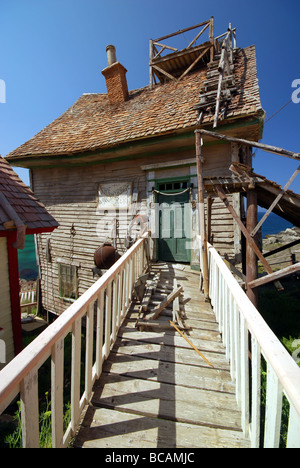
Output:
top-left (0, 156), bottom-right (58, 366)
top-left (6, 20), bottom-right (265, 318)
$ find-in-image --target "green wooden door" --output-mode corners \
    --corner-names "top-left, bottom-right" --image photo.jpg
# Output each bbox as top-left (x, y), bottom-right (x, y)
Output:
top-left (157, 189), bottom-right (191, 263)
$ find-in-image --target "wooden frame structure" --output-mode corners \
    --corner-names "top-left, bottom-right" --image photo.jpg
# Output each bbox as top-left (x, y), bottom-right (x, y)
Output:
top-left (195, 129), bottom-right (300, 306)
top-left (149, 18), bottom-right (215, 88)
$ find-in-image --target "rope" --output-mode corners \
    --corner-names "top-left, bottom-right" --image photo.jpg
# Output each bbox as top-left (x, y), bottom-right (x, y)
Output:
top-left (153, 187), bottom-right (191, 196)
top-left (265, 98), bottom-right (293, 124)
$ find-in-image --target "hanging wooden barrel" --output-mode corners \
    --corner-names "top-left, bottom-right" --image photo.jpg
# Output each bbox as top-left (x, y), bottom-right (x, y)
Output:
top-left (94, 243), bottom-right (121, 269)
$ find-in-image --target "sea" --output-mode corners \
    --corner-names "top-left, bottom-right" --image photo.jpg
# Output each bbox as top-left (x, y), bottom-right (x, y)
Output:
top-left (257, 211), bottom-right (294, 238)
top-left (18, 235), bottom-right (39, 280)
top-left (17, 212), bottom-right (295, 280)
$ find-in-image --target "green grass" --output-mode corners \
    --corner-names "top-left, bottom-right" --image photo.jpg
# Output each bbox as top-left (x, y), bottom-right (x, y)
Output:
top-left (3, 395), bottom-right (71, 448)
top-left (0, 326), bottom-right (89, 448)
top-left (258, 277), bottom-right (300, 339)
top-left (258, 276), bottom-right (300, 447)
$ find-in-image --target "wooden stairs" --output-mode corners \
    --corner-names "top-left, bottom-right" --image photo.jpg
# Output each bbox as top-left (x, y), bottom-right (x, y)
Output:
top-left (74, 262), bottom-right (250, 448)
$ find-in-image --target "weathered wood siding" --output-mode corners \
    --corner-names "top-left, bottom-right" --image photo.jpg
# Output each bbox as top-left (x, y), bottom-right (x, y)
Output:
top-left (33, 158), bottom-right (148, 315)
top-left (32, 143), bottom-right (238, 316)
top-left (0, 237), bottom-right (14, 367)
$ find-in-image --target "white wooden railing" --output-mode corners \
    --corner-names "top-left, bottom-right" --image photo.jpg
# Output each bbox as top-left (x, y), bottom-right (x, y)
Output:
top-left (199, 236), bottom-right (300, 448)
top-left (0, 233), bottom-right (149, 448)
top-left (20, 289), bottom-right (37, 314)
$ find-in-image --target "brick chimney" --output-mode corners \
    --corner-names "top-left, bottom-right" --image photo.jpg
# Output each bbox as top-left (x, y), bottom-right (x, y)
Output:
top-left (102, 45), bottom-right (129, 104)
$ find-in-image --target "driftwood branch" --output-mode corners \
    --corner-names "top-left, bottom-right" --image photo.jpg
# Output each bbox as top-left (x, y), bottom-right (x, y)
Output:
top-left (147, 286), bottom-right (183, 320)
top-left (196, 129), bottom-right (300, 161)
top-left (248, 263), bottom-right (300, 289)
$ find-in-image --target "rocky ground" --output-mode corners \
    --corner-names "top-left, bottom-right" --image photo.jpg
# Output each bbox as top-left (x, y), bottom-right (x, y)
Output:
top-left (262, 226), bottom-right (300, 271)
top-left (19, 278), bottom-right (37, 292)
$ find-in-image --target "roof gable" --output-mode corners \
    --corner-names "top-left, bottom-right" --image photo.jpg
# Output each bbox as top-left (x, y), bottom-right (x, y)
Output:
top-left (6, 45), bottom-right (263, 162)
top-left (0, 156), bottom-right (58, 232)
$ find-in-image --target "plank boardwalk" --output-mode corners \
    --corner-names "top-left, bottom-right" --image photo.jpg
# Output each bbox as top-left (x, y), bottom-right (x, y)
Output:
top-left (74, 262), bottom-right (250, 448)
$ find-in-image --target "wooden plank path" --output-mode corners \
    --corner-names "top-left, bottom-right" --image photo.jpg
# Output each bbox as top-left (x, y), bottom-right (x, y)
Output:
top-left (74, 262), bottom-right (250, 448)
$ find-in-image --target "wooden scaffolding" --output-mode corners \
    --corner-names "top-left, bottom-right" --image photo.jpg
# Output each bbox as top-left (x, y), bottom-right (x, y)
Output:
top-left (195, 129), bottom-right (300, 306)
top-left (149, 18), bottom-right (238, 129)
top-left (149, 18), bottom-right (215, 89)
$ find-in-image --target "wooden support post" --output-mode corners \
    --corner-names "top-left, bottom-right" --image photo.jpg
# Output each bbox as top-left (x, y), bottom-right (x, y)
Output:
top-left (215, 184), bottom-right (283, 291)
top-left (195, 131), bottom-right (209, 300)
top-left (251, 165), bottom-right (300, 237)
top-left (206, 195), bottom-right (214, 244)
top-left (209, 16), bottom-right (214, 62)
top-left (198, 128), bottom-right (300, 161)
top-left (246, 189), bottom-right (258, 307)
top-left (149, 39), bottom-right (154, 89)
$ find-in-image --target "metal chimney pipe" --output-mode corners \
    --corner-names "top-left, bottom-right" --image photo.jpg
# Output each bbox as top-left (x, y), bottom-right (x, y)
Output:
top-left (106, 45), bottom-right (117, 66)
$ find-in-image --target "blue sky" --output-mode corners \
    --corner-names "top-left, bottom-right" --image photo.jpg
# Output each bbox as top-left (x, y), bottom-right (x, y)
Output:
top-left (1, 0), bottom-right (300, 196)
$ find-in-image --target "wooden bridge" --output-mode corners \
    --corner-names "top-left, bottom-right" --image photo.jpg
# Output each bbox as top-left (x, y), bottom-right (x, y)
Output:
top-left (75, 262), bottom-right (249, 448)
top-left (0, 233), bottom-right (300, 448)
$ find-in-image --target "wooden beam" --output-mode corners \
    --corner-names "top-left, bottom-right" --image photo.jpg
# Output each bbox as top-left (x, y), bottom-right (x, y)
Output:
top-left (251, 165), bottom-right (300, 237)
top-left (169, 320), bottom-right (214, 368)
top-left (263, 239), bottom-right (300, 258)
top-left (136, 319), bottom-right (185, 330)
top-left (246, 189), bottom-right (258, 306)
top-left (151, 43), bottom-right (211, 66)
top-left (147, 286), bottom-right (183, 320)
top-left (196, 129), bottom-right (300, 161)
top-left (7, 232), bottom-right (23, 355)
top-left (0, 190), bottom-right (26, 249)
top-left (152, 42), bottom-right (178, 52)
top-left (209, 16), bottom-right (214, 62)
top-left (195, 131), bottom-right (209, 300)
top-left (187, 22), bottom-right (210, 49)
top-left (248, 263), bottom-right (300, 289)
top-left (214, 185), bottom-right (279, 277)
top-left (154, 19), bottom-right (211, 42)
top-left (149, 39), bottom-right (154, 88)
top-left (223, 258), bottom-right (246, 284)
top-left (152, 64), bottom-right (176, 82)
top-left (178, 47), bottom-right (210, 81)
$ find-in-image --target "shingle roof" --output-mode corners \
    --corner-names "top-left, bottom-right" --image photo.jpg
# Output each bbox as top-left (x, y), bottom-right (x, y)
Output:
top-left (0, 156), bottom-right (59, 231)
top-left (6, 45), bottom-right (263, 161)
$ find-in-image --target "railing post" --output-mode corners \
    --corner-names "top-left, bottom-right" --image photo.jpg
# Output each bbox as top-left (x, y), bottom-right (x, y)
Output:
top-left (0, 234), bottom-right (150, 448)
top-left (200, 239), bottom-right (300, 448)
top-left (95, 290), bottom-right (104, 378)
top-left (104, 282), bottom-right (112, 359)
top-left (250, 336), bottom-right (261, 448)
top-left (71, 317), bottom-right (81, 435)
top-left (287, 404), bottom-right (300, 448)
top-left (111, 279), bottom-right (118, 343)
top-left (20, 370), bottom-right (40, 448)
top-left (51, 338), bottom-right (64, 448)
top-left (233, 301), bottom-right (240, 404)
top-left (116, 272), bottom-right (122, 330)
top-left (84, 303), bottom-right (94, 403)
top-left (240, 315), bottom-right (250, 436)
top-left (264, 365), bottom-right (283, 448)
top-left (120, 267), bottom-right (126, 320)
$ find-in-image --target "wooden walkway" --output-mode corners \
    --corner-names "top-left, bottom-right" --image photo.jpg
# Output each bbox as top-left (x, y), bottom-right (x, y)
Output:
top-left (74, 262), bottom-right (250, 448)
